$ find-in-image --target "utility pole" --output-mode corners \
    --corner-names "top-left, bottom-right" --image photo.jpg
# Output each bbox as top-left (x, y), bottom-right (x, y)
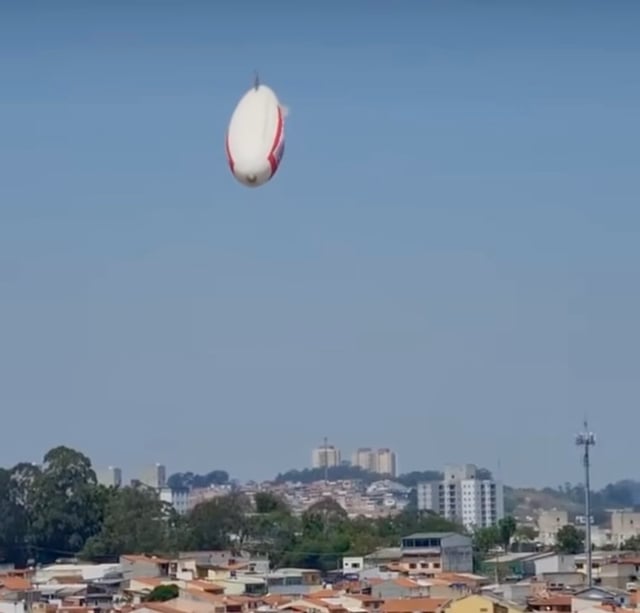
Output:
top-left (575, 421), bottom-right (596, 588)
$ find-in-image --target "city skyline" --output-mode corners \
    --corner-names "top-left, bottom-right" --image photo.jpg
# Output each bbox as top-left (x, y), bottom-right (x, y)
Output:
top-left (2, 1), bottom-right (639, 489)
top-left (6, 421), bottom-right (611, 492)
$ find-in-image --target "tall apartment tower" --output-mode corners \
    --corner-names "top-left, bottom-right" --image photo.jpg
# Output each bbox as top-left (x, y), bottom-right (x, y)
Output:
top-left (97, 466), bottom-right (122, 488)
top-left (312, 444), bottom-right (341, 469)
top-left (140, 463), bottom-right (167, 489)
top-left (352, 448), bottom-right (376, 472)
top-left (416, 464), bottom-right (504, 530)
top-left (376, 448), bottom-right (397, 477)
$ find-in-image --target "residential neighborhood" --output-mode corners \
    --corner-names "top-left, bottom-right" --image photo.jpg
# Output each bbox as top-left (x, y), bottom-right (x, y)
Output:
top-left (2, 534), bottom-right (640, 613)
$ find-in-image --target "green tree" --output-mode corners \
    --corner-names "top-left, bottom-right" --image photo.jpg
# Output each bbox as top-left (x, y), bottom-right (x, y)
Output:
top-left (555, 524), bottom-right (584, 554)
top-left (515, 525), bottom-right (537, 542)
top-left (254, 492), bottom-right (289, 515)
top-left (0, 469), bottom-right (27, 564)
top-left (188, 492), bottom-right (251, 551)
top-left (395, 471), bottom-right (443, 488)
top-left (167, 471), bottom-right (229, 490)
top-left (301, 497), bottom-right (348, 536)
top-left (274, 466), bottom-right (379, 485)
top-left (622, 535), bottom-right (640, 551)
top-left (497, 516), bottom-right (517, 551)
top-left (281, 498), bottom-right (351, 572)
top-left (513, 525), bottom-right (538, 551)
top-left (473, 525), bottom-right (500, 554)
top-left (343, 516), bottom-right (380, 556)
top-left (246, 493), bottom-right (297, 567)
top-left (82, 485), bottom-right (176, 559)
top-left (9, 461), bottom-right (42, 559)
top-left (387, 509), bottom-right (463, 537)
top-left (144, 584), bottom-right (179, 602)
top-left (29, 446), bottom-right (105, 561)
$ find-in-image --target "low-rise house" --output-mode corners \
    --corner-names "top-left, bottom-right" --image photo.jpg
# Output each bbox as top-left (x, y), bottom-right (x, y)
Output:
top-left (534, 556), bottom-right (577, 577)
top-left (537, 572), bottom-right (585, 591)
top-left (126, 578), bottom-right (177, 604)
top-left (380, 598), bottom-right (447, 613)
top-left (442, 593), bottom-right (527, 613)
top-left (174, 552), bottom-right (270, 582)
top-left (371, 579), bottom-right (431, 599)
top-left (266, 570), bottom-right (322, 597)
top-left (279, 596), bottom-right (364, 613)
top-left (571, 586), bottom-right (633, 611)
top-left (213, 577), bottom-right (267, 597)
top-left (365, 549), bottom-right (403, 569)
top-left (121, 556), bottom-right (171, 580)
top-left (527, 593), bottom-right (572, 612)
top-left (400, 534), bottom-right (473, 575)
top-left (0, 574), bottom-right (32, 602)
top-left (343, 558), bottom-right (366, 576)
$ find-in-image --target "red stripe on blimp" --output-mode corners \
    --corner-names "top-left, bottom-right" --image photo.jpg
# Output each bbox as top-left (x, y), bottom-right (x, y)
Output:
top-left (267, 107), bottom-right (284, 176)
top-left (225, 133), bottom-right (235, 172)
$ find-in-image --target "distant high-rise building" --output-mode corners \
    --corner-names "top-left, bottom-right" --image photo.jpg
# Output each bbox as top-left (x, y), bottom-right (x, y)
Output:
top-left (140, 463), bottom-right (167, 489)
top-left (417, 463), bottom-right (504, 530)
top-left (352, 447), bottom-right (397, 477)
top-left (312, 444), bottom-right (341, 469)
top-left (97, 466), bottom-right (122, 488)
top-left (352, 448), bottom-right (376, 472)
top-left (159, 487), bottom-right (189, 515)
top-left (375, 448), bottom-right (397, 477)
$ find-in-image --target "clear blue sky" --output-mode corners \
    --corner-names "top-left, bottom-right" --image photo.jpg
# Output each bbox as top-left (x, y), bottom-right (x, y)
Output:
top-left (1, 1), bottom-right (639, 488)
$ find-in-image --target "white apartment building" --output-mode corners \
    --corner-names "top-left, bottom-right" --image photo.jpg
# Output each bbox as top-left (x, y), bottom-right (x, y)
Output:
top-left (312, 444), bottom-right (341, 469)
top-left (159, 487), bottom-right (189, 515)
top-left (140, 463), bottom-right (167, 489)
top-left (352, 448), bottom-right (376, 472)
top-left (96, 466), bottom-right (122, 488)
top-left (417, 464), bottom-right (504, 530)
top-left (376, 448), bottom-right (397, 477)
top-left (352, 447), bottom-right (397, 477)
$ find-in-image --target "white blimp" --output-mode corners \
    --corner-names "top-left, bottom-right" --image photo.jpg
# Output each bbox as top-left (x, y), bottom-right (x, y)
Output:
top-left (225, 74), bottom-right (287, 188)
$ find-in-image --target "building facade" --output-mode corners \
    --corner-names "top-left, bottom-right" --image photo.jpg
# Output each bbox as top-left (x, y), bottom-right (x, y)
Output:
top-left (312, 445), bottom-right (341, 469)
top-left (610, 510), bottom-right (640, 547)
top-left (376, 448), bottom-right (397, 477)
top-left (159, 487), bottom-right (189, 515)
top-left (416, 464), bottom-right (504, 530)
top-left (537, 510), bottom-right (569, 546)
top-left (97, 466), bottom-right (122, 488)
top-left (140, 463), bottom-right (167, 489)
top-left (352, 448), bottom-right (376, 472)
top-left (352, 447), bottom-right (397, 477)
top-left (400, 532), bottom-right (474, 574)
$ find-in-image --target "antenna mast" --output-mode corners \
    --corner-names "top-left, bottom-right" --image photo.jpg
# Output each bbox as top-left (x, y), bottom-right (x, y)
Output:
top-left (575, 420), bottom-right (596, 588)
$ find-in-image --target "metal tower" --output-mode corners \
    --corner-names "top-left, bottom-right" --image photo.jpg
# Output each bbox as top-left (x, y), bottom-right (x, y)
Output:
top-left (575, 421), bottom-right (596, 588)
